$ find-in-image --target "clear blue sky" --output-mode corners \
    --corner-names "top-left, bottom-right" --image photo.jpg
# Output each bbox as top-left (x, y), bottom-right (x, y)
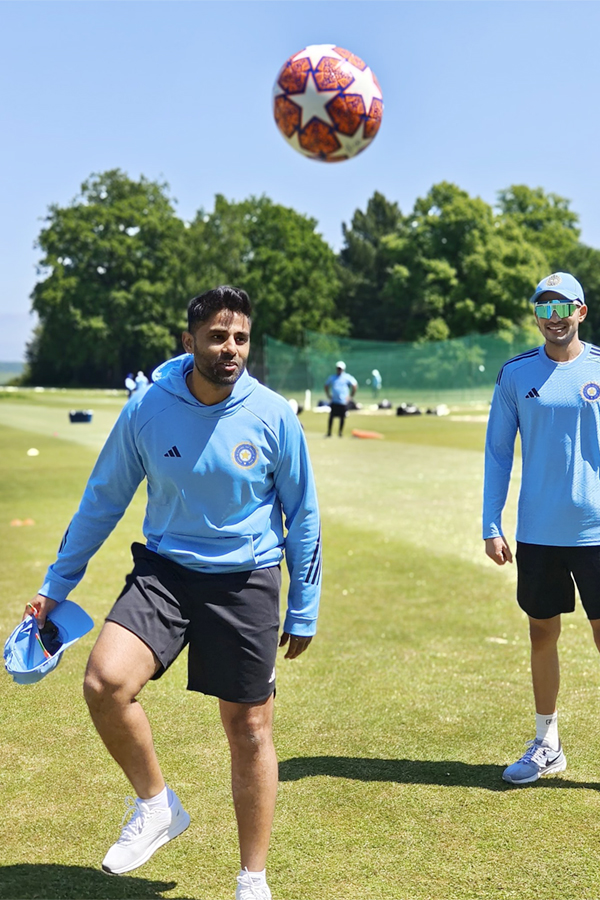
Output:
top-left (2, 0), bottom-right (600, 360)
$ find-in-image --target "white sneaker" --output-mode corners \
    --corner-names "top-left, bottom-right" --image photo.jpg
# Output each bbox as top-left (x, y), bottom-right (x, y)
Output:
top-left (102, 791), bottom-right (190, 874)
top-left (235, 868), bottom-right (272, 900)
top-left (502, 739), bottom-right (567, 785)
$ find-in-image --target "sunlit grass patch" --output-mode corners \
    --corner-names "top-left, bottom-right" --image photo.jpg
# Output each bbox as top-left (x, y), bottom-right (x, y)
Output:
top-left (1, 393), bottom-right (599, 900)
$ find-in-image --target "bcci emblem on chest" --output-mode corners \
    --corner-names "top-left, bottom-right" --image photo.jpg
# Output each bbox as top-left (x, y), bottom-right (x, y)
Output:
top-left (232, 442), bottom-right (259, 468)
top-left (581, 382), bottom-right (600, 402)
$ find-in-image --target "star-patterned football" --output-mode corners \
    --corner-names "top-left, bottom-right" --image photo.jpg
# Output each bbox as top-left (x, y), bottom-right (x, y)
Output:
top-left (272, 44), bottom-right (383, 162)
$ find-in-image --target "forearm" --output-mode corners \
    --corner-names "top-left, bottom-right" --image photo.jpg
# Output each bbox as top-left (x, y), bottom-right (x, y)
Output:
top-left (482, 383), bottom-right (517, 539)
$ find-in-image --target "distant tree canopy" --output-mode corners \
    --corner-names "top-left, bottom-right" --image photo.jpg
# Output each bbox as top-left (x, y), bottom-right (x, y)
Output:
top-left (25, 169), bottom-right (600, 387)
top-left (337, 182), bottom-right (593, 344)
top-left (184, 194), bottom-right (346, 348)
top-left (28, 170), bottom-right (188, 387)
top-left (496, 185), bottom-right (580, 267)
top-left (27, 172), bottom-right (346, 386)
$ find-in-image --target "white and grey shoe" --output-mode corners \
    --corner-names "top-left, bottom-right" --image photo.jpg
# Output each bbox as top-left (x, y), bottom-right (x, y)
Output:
top-left (502, 739), bottom-right (566, 785)
top-left (235, 868), bottom-right (272, 900)
top-left (102, 791), bottom-right (190, 874)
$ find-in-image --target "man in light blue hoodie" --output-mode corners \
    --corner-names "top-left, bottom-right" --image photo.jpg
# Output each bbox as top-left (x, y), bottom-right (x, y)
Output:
top-left (24, 285), bottom-right (322, 900)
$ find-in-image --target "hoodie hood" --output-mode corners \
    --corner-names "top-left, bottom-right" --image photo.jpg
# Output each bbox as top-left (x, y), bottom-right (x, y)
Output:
top-left (151, 353), bottom-right (258, 416)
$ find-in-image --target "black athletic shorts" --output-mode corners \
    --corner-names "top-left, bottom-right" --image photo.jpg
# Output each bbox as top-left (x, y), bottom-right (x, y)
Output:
top-left (516, 542), bottom-right (600, 620)
top-left (329, 402), bottom-right (348, 419)
top-left (106, 542), bottom-right (281, 703)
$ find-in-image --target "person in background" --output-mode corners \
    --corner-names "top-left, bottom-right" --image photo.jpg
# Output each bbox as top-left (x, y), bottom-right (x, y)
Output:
top-left (135, 370), bottom-right (149, 392)
top-left (370, 369), bottom-right (382, 399)
top-left (124, 373), bottom-right (136, 398)
top-left (483, 272), bottom-right (600, 786)
top-left (324, 361), bottom-right (357, 438)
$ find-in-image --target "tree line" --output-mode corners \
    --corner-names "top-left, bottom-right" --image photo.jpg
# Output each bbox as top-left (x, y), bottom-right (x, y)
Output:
top-left (24, 169), bottom-right (600, 387)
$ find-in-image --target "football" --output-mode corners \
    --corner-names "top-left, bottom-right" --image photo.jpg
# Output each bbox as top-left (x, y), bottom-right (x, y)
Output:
top-left (272, 44), bottom-right (383, 162)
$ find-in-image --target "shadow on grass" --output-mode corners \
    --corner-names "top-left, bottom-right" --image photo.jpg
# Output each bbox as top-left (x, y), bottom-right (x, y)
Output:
top-left (0, 864), bottom-right (183, 900)
top-left (279, 756), bottom-right (600, 792)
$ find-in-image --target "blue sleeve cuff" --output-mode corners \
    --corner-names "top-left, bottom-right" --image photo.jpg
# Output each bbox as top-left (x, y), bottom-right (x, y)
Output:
top-left (282, 613), bottom-right (317, 637)
top-left (38, 576), bottom-right (71, 603)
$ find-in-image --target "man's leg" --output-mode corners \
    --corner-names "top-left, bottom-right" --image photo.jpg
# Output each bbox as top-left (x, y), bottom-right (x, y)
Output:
top-left (502, 614), bottom-right (565, 785)
top-left (503, 545), bottom-right (569, 785)
top-left (83, 621), bottom-right (165, 798)
top-left (338, 407), bottom-right (346, 436)
top-left (326, 408), bottom-right (333, 436)
top-left (85, 621), bottom-right (190, 875)
top-left (219, 695), bottom-right (277, 873)
top-left (529, 614), bottom-right (561, 714)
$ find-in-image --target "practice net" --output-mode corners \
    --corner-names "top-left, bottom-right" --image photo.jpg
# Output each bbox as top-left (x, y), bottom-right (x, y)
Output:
top-left (263, 328), bottom-right (541, 406)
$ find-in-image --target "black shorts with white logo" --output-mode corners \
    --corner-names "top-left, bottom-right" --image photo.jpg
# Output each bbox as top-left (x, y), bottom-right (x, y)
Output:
top-left (106, 543), bottom-right (281, 703)
top-left (516, 541), bottom-right (600, 620)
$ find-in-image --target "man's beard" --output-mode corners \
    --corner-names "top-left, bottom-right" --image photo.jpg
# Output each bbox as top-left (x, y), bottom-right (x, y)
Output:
top-left (194, 354), bottom-right (246, 387)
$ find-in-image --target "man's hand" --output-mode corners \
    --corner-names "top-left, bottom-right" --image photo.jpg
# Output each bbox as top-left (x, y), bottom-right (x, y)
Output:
top-left (279, 632), bottom-right (313, 660)
top-left (22, 594), bottom-right (58, 628)
top-left (485, 536), bottom-right (513, 566)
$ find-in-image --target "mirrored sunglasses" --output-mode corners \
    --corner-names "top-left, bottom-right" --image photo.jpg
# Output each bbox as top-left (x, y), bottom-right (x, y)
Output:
top-left (534, 302), bottom-right (579, 320)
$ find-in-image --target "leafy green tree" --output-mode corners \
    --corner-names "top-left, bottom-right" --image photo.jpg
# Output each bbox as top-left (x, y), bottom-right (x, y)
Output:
top-left (497, 186), bottom-right (600, 342)
top-left (337, 191), bottom-right (405, 339)
top-left (562, 243), bottom-right (600, 345)
top-left (183, 193), bottom-right (252, 294)
top-left (339, 183), bottom-right (548, 342)
top-left (27, 170), bottom-right (187, 387)
top-left (186, 195), bottom-right (347, 346)
top-left (497, 185), bottom-right (580, 269)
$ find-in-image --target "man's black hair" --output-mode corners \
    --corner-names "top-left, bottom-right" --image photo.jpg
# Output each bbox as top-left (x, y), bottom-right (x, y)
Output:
top-left (187, 286), bottom-right (252, 332)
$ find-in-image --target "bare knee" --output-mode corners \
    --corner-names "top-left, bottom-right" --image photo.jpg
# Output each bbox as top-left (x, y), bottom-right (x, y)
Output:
top-left (83, 651), bottom-right (147, 712)
top-left (83, 621), bottom-right (159, 712)
top-left (529, 615), bottom-right (561, 649)
top-left (83, 665), bottom-right (133, 712)
top-left (83, 668), bottom-right (109, 713)
top-left (221, 699), bottom-right (274, 756)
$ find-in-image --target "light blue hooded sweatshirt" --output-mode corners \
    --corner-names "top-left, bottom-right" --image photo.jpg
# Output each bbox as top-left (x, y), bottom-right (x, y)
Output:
top-left (40, 355), bottom-right (322, 636)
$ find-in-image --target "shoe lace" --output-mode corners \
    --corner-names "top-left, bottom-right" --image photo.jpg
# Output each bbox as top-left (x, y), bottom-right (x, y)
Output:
top-left (237, 868), bottom-right (269, 899)
top-left (117, 796), bottom-right (158, 843)
top-left (521, 738), bottom-right (552, 766)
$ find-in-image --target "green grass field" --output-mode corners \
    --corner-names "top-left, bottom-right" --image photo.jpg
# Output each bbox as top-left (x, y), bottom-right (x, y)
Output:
top-left (2, 391), bottom-right (600, 900)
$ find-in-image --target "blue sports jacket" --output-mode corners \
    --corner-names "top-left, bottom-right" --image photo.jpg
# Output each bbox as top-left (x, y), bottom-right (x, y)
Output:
top-left (40, 355), bottom-right (322, 636)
